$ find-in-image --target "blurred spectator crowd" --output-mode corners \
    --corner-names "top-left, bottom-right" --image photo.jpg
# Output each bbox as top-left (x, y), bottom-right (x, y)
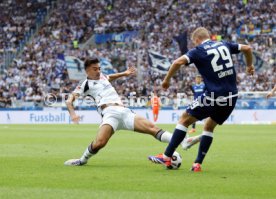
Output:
top-left (0, 0), bottom-right (275, 107)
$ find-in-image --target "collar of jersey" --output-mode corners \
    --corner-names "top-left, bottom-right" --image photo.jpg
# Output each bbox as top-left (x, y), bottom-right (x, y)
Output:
top-left (87, 77), bottom-right (98, 80)
top-left (201, 39), bottom-right (211, 44)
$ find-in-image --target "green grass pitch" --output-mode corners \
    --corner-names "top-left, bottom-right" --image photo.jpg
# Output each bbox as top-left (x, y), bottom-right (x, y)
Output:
top-left (0, 124), bottom-right (275, 199)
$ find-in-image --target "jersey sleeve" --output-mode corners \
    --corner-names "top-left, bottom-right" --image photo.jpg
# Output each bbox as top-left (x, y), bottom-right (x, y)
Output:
top-left (183, 48), bottom-right (197, 64)
top-left (223, 41), bottom-right (241, 54)
top-left (72, 79), bottom-right (86, 96)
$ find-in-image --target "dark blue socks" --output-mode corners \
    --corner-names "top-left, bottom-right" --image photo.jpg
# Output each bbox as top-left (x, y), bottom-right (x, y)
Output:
top-left (164, 124), bottom-right (187, 157)
top-left (195, 131), bottom-right (213, 164)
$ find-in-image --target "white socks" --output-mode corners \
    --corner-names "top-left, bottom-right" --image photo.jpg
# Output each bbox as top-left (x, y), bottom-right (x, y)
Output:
top-left (202, 131), bottom-right (213, 137)
top-left (80, 148), bottom-right (94, 163)
top-left (160, 131), bottom-right (173, 143)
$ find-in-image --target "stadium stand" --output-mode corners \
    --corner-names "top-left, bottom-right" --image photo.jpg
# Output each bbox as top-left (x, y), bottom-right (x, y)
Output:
top-left (0, 0), bottom-right (275, 108)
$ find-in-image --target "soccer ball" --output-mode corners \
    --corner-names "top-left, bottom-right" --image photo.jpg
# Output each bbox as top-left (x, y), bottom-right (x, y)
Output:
top-left (169, 151), bottom-right (182, 169)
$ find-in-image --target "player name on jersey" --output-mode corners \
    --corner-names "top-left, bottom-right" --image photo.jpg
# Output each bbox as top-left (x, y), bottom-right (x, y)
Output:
top-left (218, 68), bottom-right (234, 78)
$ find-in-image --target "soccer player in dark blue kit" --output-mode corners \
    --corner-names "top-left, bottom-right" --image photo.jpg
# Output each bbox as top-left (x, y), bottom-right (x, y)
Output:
top-left (189, 74), bottom-right (205, 134)
top-left (149, 27), bottom-right (254, 172)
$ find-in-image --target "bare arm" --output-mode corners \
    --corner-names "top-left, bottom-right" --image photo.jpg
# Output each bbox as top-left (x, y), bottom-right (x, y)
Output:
top-left (162, 56), bottom-right (188, 90)
top-left (266, 85), bottom-right (276, 99)
top-left (66, 93), bottom-right (80, 124)
top-left (108, 66), bottom-right (136, 81)
top-left (240, 44), bottom-right (254, 75)
top-left (272, 85), bottom-right (276, 93)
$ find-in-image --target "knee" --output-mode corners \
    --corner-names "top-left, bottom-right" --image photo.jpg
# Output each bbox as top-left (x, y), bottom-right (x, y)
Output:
top-left (181, 119), bottom-right (190, 127)
top-left (179, 115), bottom-right (192, 127)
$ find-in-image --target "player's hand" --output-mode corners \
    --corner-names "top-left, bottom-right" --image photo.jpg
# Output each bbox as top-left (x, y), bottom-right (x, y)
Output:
top-left (162, 80), bottom-right (170, 90)
top-left (125, 66), bottom-right (136, 76)
top-left (71, 115), bottom-right (81, 124)
top-left (246, 65), bottom-right (255, 75)
top-left (266, 92), bottom-right (273, 99)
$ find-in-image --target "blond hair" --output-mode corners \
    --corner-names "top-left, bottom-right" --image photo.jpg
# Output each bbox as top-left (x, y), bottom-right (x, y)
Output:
top-left (191, 27), bottom-right (210, 41)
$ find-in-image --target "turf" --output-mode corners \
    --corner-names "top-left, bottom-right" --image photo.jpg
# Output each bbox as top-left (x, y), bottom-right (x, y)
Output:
top-left (0, 124), bottom-right (275, 199)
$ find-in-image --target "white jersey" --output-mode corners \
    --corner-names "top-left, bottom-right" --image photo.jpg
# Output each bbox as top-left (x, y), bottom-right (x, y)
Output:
top-left (73, 73), bottom-right (123, 107)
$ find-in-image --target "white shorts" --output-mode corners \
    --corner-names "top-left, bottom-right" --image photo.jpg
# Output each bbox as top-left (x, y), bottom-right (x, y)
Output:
top-left (100, 106), bottom-right (136, 131)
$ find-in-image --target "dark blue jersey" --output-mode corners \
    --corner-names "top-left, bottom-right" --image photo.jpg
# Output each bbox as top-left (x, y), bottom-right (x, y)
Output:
top-left (191, 83), bottom-right (205, 99)
top-left (185, 40), bottom-right (240, 97)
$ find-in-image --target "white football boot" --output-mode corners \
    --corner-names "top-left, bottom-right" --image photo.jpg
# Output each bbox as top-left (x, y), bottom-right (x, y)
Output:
top-left (181, 135), bottom-right (202, 150)
top-left (64, 159), bottom-right (87, 166)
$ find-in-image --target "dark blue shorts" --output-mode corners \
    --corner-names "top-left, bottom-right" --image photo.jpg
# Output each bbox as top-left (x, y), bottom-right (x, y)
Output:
top-left (186, 94), bottom-right (237, 125)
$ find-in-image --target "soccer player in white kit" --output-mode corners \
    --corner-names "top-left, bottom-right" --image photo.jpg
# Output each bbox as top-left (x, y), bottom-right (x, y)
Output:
top-left (64, 57), bottom-right (174, 166)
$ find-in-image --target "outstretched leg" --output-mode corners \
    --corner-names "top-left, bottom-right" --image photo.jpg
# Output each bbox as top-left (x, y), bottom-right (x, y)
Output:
top-left (64, 124), bottom-right (114, 166)
top-left (164, 111), bottom-right (198, 158)
top-left (134, 115), bottom-right (172, 143)
top-left (148, 111), bottom-right (197, 168)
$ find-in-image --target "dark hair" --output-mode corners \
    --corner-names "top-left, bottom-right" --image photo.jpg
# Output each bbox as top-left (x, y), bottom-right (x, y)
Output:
top-left (84, 57), bottom-right (100, 70)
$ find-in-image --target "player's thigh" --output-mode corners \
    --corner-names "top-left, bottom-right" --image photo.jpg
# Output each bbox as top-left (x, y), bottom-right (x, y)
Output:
top-left (186, 96), bottom-right (210, 124)
top-left (203, 117), bottom-right (218, 132)
top-left (101, 109), bottom-right (120, 131)
top-left (133, 115), bottom-right (159, 136)
top-left (94, 124), bottom-right (114, 146)
top-left (210, 97), bottom-right (237, 125)
top-left (119, 108), bottom-right (136, 131)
